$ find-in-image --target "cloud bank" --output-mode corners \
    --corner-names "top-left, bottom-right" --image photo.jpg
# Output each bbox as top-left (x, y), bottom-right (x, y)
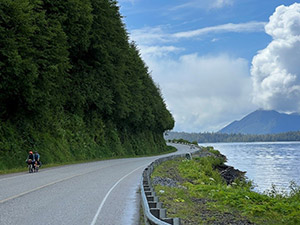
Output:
top-left (144, 53), bottom-right (254, 132)
top-left (251, 3), bottom-right (300, 112)
top-left (129, 22), bottom-right (263, 131)
top-left (128, 22), bottom-right (266, 132)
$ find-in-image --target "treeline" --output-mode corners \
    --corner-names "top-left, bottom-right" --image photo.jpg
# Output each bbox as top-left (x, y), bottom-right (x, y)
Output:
top-left (165, 131), bottom-right (300, 143)
top-left (167, 138), bottom-right (198, 145)
top-left (0, 0), bottom-right (174, 170)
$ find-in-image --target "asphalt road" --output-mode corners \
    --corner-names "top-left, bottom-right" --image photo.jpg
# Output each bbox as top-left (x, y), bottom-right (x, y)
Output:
top-left (0, 143), bottom-right (193, 225)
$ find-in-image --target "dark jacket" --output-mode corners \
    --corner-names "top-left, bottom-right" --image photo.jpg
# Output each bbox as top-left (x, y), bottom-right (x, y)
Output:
top-left (26, 154), bottom-right (34, 162)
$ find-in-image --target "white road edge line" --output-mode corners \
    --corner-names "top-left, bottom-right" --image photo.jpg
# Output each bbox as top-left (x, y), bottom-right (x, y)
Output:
top-left (90, 164), bottom-right (147, 225)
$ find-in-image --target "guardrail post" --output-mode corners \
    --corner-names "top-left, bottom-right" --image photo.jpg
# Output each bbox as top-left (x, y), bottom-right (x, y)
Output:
top-left (185, 152), bottom-right (192, 160)
top-left (173, 218), bottom-right (181, 225)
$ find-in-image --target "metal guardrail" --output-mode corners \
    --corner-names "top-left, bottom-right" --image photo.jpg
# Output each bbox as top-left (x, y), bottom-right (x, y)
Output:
top-left (140, 145), bottom-right (202, 225)
top-left (141, 175), bottom-right (176, 225)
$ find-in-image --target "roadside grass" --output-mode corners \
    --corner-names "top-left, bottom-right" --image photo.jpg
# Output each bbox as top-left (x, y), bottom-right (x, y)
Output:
top-left (151, 147), bottom-right (300, 225)
top-left (0, 145), bottom-right (177, 175)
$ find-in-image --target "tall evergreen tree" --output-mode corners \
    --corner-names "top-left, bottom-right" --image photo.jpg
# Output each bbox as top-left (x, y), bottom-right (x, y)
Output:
top-left (0, 0), bottom-right (38, 120)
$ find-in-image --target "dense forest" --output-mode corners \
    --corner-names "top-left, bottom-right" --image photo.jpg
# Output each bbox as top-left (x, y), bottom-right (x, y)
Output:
top-left (165, 131), bottom-right (300, 143)
top-left (0, 0), bottom-right (174, 170)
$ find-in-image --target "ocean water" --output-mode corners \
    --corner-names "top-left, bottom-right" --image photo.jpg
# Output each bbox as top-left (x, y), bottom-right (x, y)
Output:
top-left (202, 142), bottom-right (300, 193)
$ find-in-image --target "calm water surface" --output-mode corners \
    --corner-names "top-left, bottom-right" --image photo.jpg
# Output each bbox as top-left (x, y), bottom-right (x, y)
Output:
top-left (202, 142), bottom-right (300, 193)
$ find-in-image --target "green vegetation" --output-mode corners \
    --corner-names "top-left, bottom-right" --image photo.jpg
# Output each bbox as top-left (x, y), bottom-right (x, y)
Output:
top-left (0, 0), bottom-right (174, 171)
top-left (168, 138), bottom-right (198, 145)
top-left (152, 147), bottom-right (300, 224)
top-left (0, 145), bottom-right (177, 175)
top-left (166, 131), bottom-right (300, 143)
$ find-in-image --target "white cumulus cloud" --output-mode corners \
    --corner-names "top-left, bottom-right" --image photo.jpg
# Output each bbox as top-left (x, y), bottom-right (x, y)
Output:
top-left (251, 3), bottom-right (300, 112)
top-left (144, 53), bottom-right (255, 132)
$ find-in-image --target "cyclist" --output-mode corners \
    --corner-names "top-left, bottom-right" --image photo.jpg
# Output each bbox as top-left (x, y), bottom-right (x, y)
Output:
top-left (34, 151), bottom-right (41, 167)
top-left (25, 151), bottom-right (35, 168)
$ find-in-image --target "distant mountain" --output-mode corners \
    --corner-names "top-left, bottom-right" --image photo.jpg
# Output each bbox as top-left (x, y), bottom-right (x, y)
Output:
top-left (218, 110), bottom-right (300, 134)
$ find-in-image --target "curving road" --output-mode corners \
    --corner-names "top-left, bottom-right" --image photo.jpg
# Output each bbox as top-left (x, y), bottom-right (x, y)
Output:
top-left (0, 143), bottom-right (192, 225)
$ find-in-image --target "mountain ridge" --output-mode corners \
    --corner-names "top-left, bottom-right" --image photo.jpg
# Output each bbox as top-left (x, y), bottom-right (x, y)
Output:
top-left (218, 109), bottom-right (300, 134)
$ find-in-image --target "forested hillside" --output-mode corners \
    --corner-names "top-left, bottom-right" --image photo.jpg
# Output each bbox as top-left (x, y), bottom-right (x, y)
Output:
top-left (0, 0), bottom-right (174, 170)
top-left (166, 131), bottom-right (300, 143)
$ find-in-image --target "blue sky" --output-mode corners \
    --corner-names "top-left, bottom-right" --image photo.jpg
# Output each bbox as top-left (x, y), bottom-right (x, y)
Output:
top-left (118, 0), bottom-right (300, 132)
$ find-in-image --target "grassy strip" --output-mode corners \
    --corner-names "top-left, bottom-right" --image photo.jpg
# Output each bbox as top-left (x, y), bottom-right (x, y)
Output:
top-left (0, 145), bottom-right (177, 175)
top-left (151, 147), bottom-right (300, 225)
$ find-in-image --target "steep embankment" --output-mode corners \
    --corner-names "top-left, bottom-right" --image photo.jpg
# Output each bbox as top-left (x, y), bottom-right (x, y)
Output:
top-left (0, 0), bottom-right (174, 170)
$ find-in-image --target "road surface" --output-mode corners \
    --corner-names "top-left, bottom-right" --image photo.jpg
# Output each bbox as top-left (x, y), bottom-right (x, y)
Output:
top-left (0, 143), bottom-right (193, 225)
